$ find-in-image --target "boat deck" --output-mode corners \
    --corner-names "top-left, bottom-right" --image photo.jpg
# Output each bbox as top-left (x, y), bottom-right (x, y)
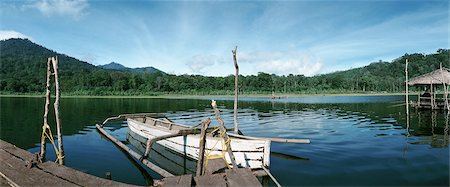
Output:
top-left (0, 139), bottom-right (136, 186)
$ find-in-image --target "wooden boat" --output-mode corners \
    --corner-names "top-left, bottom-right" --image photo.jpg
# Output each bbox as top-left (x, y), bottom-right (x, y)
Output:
top-left (126, 116), bottom-right (271, 170)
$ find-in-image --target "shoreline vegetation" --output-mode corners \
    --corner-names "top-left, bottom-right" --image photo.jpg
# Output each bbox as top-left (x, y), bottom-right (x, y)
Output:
top-left (1, 39), bottom-right (449, 99)
top-left (0, 92), bottom-right (410, 99)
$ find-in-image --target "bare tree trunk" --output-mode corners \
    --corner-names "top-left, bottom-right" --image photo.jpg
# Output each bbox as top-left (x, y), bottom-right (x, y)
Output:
top-left (232, 46), bottom-right (239, 134)
top-left (39, 58), bottom-right (52, 162)
top-left (52, 56), bottom-right (64, 165)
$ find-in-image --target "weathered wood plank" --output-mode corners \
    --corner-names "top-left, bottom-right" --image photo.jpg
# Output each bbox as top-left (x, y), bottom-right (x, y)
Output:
top-left (194, 174), bottom-right (226, 187)
top-left (0, 149), bottom-right (76, 186)
top-left (40, 162), bottom-right (134, 186)
top-left (226, 168), bottom-right (262, 187)
top-left (162, 174), bottom-right (192, 187)
top-left (0, 140), bottom-right (136, 186)
top-left (204, 158), bottom-right (227, 175)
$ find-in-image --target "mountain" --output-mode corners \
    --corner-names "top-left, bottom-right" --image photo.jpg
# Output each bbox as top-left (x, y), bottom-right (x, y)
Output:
top-left (1, 38), bottom-right (449, 95)
top-left (99, 62), bottom-right (126, 70)
top-left (99, 62), bottom-right (165, 74)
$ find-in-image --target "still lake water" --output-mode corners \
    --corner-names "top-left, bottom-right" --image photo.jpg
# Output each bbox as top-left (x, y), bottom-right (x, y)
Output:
top-left (0, 95), bottom-right (449, 186)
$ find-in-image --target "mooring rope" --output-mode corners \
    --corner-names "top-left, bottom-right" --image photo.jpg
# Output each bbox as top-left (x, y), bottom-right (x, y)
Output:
top-left (203, 126), bottom-right (232, 175)
top-left (41, 123), bottom-right (64, 163)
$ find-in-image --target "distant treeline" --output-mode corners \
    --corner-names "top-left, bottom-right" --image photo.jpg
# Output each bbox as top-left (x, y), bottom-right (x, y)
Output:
top-left (1, 39), bottom-right (449, 95)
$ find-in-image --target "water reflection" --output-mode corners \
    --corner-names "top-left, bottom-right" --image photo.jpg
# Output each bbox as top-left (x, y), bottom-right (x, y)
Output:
top-left (1, 96), bottom-right (449, 186)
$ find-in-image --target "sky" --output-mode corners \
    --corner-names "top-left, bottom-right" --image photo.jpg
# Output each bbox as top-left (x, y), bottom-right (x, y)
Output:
top-left (0, 0), bottom-right (448, 76)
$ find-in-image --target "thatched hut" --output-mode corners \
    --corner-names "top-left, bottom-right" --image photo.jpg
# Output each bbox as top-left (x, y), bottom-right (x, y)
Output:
top-left (407, 67), bottom-right (450, 110)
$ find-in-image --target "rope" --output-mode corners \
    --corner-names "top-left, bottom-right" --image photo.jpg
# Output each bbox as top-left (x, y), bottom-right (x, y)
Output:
top-left (203, 126), bottom-right (232, 175)
top-left (41, 123), bottom-right (64, 162)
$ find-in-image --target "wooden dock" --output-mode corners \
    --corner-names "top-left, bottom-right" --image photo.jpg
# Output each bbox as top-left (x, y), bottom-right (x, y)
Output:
top-left (0, 139), bottom-right (137, 186)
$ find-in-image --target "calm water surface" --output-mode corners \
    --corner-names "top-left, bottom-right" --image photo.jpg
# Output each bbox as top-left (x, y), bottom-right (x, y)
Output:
top-left (0, 96), bottom-right (449, 186)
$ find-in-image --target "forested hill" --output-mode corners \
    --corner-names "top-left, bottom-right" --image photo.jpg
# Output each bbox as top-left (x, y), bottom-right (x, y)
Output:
top-left (0, 38), bottom-right (449, 95)
top-left (99, 62), bottom-right (164, 74)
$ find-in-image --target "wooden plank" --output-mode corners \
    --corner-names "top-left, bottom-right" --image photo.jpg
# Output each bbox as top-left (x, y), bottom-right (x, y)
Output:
top-left (0, 149), bottom-right (76, 186)
top-left (194, 174), bottom-right (226, 187)
top-left (204, 158), bottom-right (227, 175)
top-left (0, 140), bottom-right (136, 186)
top-left (226, 168), bottom-right (262, 187)
top-left (40, 162), bottom-right (136, 186)
top-left (162, 174), bottom-right (192, 187)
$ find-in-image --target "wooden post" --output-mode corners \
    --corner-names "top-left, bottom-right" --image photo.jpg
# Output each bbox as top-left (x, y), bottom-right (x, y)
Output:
top-left (232, 46), bottom-right (239, 134)
top-left (196, 119), bottom-right (211, 176)
top-left (39, 57), bottom-right (52, 162)
top-left (405, 59), bottom-right (409, 116)
top-left (211, 100), bottom-right (238, 169)
top-left (51, 56), bottom-right (64, 165)
top-left (431, 83), bottom-right (435, 110)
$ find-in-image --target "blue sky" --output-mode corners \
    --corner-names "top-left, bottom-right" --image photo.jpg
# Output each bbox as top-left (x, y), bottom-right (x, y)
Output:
top-left (0, 0), bottom-right (448, 76)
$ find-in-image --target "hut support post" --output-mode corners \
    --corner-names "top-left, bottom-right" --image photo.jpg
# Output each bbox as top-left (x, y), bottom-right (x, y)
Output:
top-left (405, 59), bottom-right (409, 115)
top-left (52, 57), bottom-right (64, 165)
top-left (431, 83), bottom-right (435, 110)
top-left (232, 46), bottom-right (239, 134)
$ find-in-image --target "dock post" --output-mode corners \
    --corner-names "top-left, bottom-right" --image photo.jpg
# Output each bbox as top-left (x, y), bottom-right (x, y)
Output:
top-left (52, 56), bottom-right (64, 165)
top-left (39, 57), bottom-right (52, 162)
top-left (232, 46), bottom-right (239, 134)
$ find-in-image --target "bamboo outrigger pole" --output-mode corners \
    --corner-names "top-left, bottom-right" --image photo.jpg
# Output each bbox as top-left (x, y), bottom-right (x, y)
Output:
top-left (232, 46), bottom-right (239, 134)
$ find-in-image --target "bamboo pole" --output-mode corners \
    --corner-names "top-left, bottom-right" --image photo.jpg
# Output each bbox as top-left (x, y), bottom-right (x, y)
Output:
top-left (39, 57), bottom-right (52, 162)
top-left (211, 100), bottom-right (238, 169)
top-left (196, 118), bottom-right (211, 176)
top-left (51, 57), bottom-right (64, 165)
top-left (227, 133), bottom-right (310, 144)
top-left (405, 59), bottom-right (409, 116)
top-left (232, 46), bottom-right (239, 134)
top-left (96, 124), bottom-right (173, 177)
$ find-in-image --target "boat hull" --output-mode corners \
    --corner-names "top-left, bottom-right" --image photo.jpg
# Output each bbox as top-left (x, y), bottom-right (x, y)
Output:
top-left (127, 117), bottom-right (270, 170)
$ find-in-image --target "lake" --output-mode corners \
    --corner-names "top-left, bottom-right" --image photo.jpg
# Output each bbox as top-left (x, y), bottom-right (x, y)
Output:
top-left (0, 95), bottom-right (448, 186)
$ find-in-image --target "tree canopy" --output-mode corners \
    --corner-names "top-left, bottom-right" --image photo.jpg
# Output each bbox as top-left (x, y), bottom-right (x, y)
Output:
top-left (1, 39), bottom-right (449, 95)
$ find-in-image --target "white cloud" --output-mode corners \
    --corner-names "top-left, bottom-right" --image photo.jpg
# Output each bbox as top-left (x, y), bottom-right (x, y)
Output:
top-left (0, 30), bottom-right (32, 41)
top-left (237, 51), bottom-right (323, 76)
top-left (28, 0), bottom-right (89, 19)
top-left (186, 54), bottom-right (224, 74)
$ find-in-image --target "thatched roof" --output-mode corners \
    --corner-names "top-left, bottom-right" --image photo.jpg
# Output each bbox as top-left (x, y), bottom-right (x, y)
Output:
top-left (407, 68), bottom-right (450, 86)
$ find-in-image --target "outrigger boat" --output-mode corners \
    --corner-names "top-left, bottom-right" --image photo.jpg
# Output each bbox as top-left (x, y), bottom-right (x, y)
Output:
top-left (127, 115), bottom-right (271, 170)
top-left (99, 112), bottom-right (310, 176)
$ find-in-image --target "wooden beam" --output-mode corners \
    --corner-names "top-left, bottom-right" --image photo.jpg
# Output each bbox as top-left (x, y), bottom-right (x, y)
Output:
top-left (196, 118), bottom-right (211, 176)
top-left (95, 124), bottom-right (173, 177)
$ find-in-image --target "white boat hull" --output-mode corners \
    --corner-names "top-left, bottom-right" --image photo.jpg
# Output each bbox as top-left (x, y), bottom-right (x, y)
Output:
top-left (127, 118), bottom-right (270, 169)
